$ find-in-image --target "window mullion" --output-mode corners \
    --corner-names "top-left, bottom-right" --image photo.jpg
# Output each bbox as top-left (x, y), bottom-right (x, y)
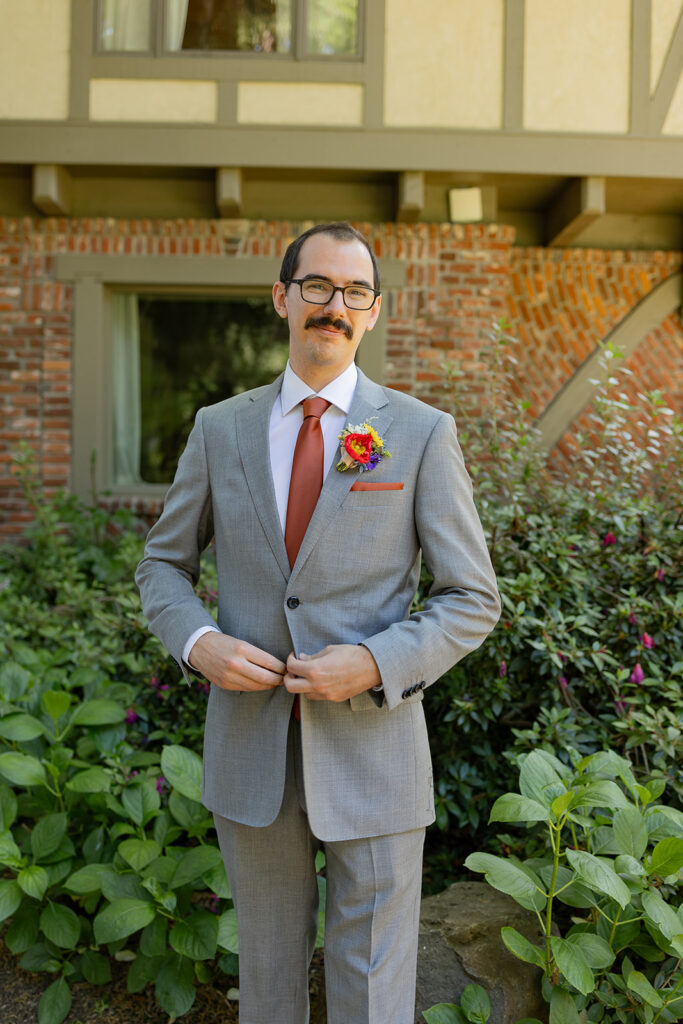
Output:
top-left (154, 0), bottom-right (164, 56)
top-left (294, 0), bottom-right (307, 61)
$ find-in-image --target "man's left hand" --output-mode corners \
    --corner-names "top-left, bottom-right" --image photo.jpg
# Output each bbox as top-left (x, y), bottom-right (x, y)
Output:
top-left (284, 645), bottom-right (381, 702)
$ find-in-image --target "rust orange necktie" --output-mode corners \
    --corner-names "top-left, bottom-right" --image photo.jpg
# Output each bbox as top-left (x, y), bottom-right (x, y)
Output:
top-left (284, 397), bottom-right (331, 569)
top-left (284, 396), bottom-right (331, 720)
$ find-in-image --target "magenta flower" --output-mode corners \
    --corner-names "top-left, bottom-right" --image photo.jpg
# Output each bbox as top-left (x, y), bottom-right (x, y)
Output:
top-left (499, 660), bottom-right (507, 678)
top-left (614, 696), bottom-right (629, 715)
top-left (150, 676), bottom-right (159, 689)
top-left (156, 776), bottom-right (166, 794)
top-left (124, 708), bottom-right (139, 724)
top-left (628, 611), bottom-right (637, 626)
top-left (630, 663), bottom-right (644, 684)
top-left (602, 532), bottom-right (617, 547)
top-left (641, 632), bottom-right (654, 649)
top-left (559, 676), bottom-right (568, 690)
top-left (656, 568), bottom-right (665, 582)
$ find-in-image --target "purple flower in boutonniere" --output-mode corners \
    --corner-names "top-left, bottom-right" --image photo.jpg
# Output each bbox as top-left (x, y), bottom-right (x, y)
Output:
top-left (336, 420), bottom-right (391, 473)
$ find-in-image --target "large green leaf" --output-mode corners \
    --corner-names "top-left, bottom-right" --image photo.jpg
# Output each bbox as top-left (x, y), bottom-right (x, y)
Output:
top-left (118, 838), bottom-right (161, 872)
top-left (0, 831), bottom-right (23, 868)
top-left (0, 751), bottom-right (47, 787)
top-left (65, 767), bottom-right (112, 793)
top-left (0, 662), bottom-right (31, 701)
top-left (0, 712), bottom-right (45, 741)
top-left (169, 909), bottom-right (219, 960)
top-left (100, 868), bottom-right (149, 902)
top-left (127, 952), bottom-right (162, 993)
top-left (464, 853), bottom-right (546, 912)
top-left (161, 745), bottom-right (203, 803)
top-left (422, 1005), bottom-right (467, 1024)
top-left (551, 936), bottom-right (594, 995)
top-left (70, 699), bottom-right (126, 726)
top-left (170, 845), bottom-right (223, 889)
top-left (548, 985), bottom-right (581, 1024)
top-left (202, 861), bottom-right (231, 898)
top-left (38, 975), bottom-right (71, 1024)
top-left (18, 865), bottom-right (50, 901)
top-left (626, 970), bottom-right (663, 1008)
top-left (574, 781), bottom-right (630, 812)
top-left (42, 691), bottom-right (71, 722)
top-left (168, 789), bottom-right (209, 830)
top-left (501, 926), bottom-right (545, 968)
top-left (641, 889), bottom-right (682, 942)
top-left (649, 837), bottom-right (683, 878)
top-left (155, 954), bottom-right (196, 1018)
top-left (93, 898), bottom-right (155, 944)
top-left (612, 805), bottom-right (648, 860)
top-left (0, 878), bottom-right (23, 923)
top-left (32, 813), bottom-right (68, 861)
top-left (566, 932), bottom-right (614, 969)
top-left (519, 751), bottom-right (565, 808)
top-left (0, 782), bottom-right (18, 830)
top-left (488, 793), bottom-right (550, 824)
top-left (80, 949), bottom-right (111, 985)
top-left (565, 850), bottom-right (631, 909)
top-left (461, 983), bottom-right (491, 1023)
top-left (121, 779), bottom-right (159, 827)
top-left (5, 902), bottom-right (40, 954)
top-left (140, 915), bottom-right (168, 957)
top-left (39, 903), bottom-right (81, 949)
top-left (64, 862), bottom-right (109, 894)
top-left (217, 907), bottom-right (239, 953)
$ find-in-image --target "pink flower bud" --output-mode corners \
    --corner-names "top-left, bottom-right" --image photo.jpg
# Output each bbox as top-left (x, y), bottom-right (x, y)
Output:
top-left (499, 660), bottom-right (507, 678)
top-left (641, 632), bottom-right (654, 649)
top-left (628, 611), bottom-right (637, 626)
top-left (630, 663), bottom-right (644, 684)
top-left (602, 532), bottom-right (617, 547)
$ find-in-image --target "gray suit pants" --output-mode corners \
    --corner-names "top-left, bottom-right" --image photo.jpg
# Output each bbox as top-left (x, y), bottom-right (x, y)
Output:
top-left (213, 720), bottom-right (425, 1024)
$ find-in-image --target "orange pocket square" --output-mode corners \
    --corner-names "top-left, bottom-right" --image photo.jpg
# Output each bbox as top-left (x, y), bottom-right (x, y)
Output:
top-left (349, 481), bottom-right (404, 491)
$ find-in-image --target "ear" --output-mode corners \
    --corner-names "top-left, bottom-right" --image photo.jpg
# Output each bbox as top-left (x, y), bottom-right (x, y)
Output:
top-left (272, 281), bottom-right (288, 319)
top-left (364, 294), bottom-right (382, 332)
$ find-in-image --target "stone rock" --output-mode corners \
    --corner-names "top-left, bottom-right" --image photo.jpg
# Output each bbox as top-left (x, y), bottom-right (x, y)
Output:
top-left (415, 881), bottom-right (548, 1024)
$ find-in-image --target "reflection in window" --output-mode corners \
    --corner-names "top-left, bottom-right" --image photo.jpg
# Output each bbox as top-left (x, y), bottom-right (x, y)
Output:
top-left (306, 0), bottom-right (358, 57)
top-left (170, 0), bottom-right (292, 53)
top-left (112, 293), bottom-right (289, 485)
top-left (98, 0), bottom-right (359, 57)
top-left (100, 0), bottom-right (153, 51)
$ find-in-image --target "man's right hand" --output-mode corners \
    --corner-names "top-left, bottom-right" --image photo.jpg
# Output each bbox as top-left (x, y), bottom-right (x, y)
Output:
top-left (188, 632), bottom-right (286, 692)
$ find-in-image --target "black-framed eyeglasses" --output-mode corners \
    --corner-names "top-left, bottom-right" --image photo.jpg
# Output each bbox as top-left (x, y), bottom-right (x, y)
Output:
top-left (285, 277), bottom-right (380, 310)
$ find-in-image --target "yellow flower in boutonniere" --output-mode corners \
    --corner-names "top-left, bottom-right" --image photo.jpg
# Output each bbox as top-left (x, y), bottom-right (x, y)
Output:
top-left (336, 420), bottom-right (391, 472)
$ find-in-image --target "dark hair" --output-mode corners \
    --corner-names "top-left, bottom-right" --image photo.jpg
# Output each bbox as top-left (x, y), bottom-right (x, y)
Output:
top-left (279, 222), bottom-right (380, 293)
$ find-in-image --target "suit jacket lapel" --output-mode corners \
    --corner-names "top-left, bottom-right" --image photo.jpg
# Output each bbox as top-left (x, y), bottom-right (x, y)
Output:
top-left (236, 374), bottom-right (291, 583)
top-left (290, 369), bottom-right (393, 578)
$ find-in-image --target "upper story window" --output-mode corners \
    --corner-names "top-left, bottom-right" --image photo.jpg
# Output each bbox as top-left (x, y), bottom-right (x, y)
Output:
top-left (98, 0), bottom-right (361, 59)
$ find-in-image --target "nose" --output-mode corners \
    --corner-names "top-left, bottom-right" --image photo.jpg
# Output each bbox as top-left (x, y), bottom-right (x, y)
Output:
top-left (323, 287), bottom-right (347, 316)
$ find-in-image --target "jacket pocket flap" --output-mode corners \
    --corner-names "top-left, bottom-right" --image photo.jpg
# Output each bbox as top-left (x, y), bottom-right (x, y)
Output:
top-left (349, 481), bottom-right (404, 491)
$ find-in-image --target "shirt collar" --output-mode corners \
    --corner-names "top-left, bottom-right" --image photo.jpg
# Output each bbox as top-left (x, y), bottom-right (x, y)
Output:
top-left (280, 361), bottom-right (358, 417)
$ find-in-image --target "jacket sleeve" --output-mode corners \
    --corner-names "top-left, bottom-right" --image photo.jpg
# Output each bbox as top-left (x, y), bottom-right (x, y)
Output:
top-left (361, 413), bottom-right (501, 711)
top-left (135, 408), bottom-right (218, 680)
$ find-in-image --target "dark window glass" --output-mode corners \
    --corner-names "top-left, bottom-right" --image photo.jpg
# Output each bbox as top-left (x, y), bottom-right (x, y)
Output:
top-left (112, 294), bottom-right (289, 485)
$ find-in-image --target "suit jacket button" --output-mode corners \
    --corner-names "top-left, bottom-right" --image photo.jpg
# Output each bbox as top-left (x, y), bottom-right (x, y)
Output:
top-left (419, 681), bottom-right (426, 690)
top-left (401, 689), bottom-right (410, 699)
top-left (286, 597), bottom-right (300, 609)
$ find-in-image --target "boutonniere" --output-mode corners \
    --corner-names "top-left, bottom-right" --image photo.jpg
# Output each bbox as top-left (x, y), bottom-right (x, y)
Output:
top-left (336, 420), bottom-right (391, 473)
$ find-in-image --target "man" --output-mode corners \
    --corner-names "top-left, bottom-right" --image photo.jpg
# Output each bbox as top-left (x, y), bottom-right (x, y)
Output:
top-left (136, 222), bottom-right (500, 1024)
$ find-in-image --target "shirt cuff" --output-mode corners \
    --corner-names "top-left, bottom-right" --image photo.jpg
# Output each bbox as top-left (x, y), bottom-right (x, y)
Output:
top-left (183, 625), bottom-right (221, 669)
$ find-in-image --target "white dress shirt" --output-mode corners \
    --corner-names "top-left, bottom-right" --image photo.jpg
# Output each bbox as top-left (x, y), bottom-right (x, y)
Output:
top-left (183, 361), bottom-right (358, 665)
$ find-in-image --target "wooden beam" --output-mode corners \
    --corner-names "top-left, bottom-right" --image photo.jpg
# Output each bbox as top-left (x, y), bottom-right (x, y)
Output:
top-left (546, 176), bottom-right (606, 247)
top-left (32, 164), bottom-right (71, 215)
top-left (651, 5), bottom-right (683, 132)
top-left (397, 171), bottom-right (425, 221)
top-left (535, 272), bottom-right (682, 452)
top-left (216, 167), bottom-right (243, 217)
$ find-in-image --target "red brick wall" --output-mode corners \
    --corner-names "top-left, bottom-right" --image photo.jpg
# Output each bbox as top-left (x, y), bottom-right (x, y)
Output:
top-left (0, 217), bottom-right (681, 538)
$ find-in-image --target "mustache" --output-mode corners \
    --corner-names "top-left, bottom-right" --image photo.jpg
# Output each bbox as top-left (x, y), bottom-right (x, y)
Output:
top-left (305, 314), bottom-right (353, 340)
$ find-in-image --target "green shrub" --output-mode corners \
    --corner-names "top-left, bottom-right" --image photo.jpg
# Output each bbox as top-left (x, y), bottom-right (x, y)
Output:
top-left (465, 749), bottom-right (683, 1023)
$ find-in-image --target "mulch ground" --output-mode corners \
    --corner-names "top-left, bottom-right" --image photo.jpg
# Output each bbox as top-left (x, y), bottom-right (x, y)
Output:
top-left (0, 940), bottom-right (327, 1023)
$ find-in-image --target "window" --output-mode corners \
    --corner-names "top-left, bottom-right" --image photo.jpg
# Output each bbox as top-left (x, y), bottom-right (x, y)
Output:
top-left (111, 292), bottom-right (289, 485)
top-left (98, 0), bottom-right (361, 59)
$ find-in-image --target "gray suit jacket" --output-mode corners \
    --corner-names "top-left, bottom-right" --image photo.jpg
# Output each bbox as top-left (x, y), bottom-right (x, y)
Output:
top-left (136, 369), bottom-right (500, 841)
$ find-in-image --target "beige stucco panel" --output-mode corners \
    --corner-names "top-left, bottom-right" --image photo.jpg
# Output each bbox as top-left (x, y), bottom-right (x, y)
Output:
top-left (383, 0), bottom-right (504, 128)
top-left (237, 83), bottom-right (363, 126)
top-left (651, 0), bottom-right (683, 93)
top-left (663, 71), bottom-right (683, 133)
top-left (0, 0), bottom-right (70, 120)
top-left (90, 80), bottom-right (218, 122)
top-left (525, 0), bottom-right (630, 133)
